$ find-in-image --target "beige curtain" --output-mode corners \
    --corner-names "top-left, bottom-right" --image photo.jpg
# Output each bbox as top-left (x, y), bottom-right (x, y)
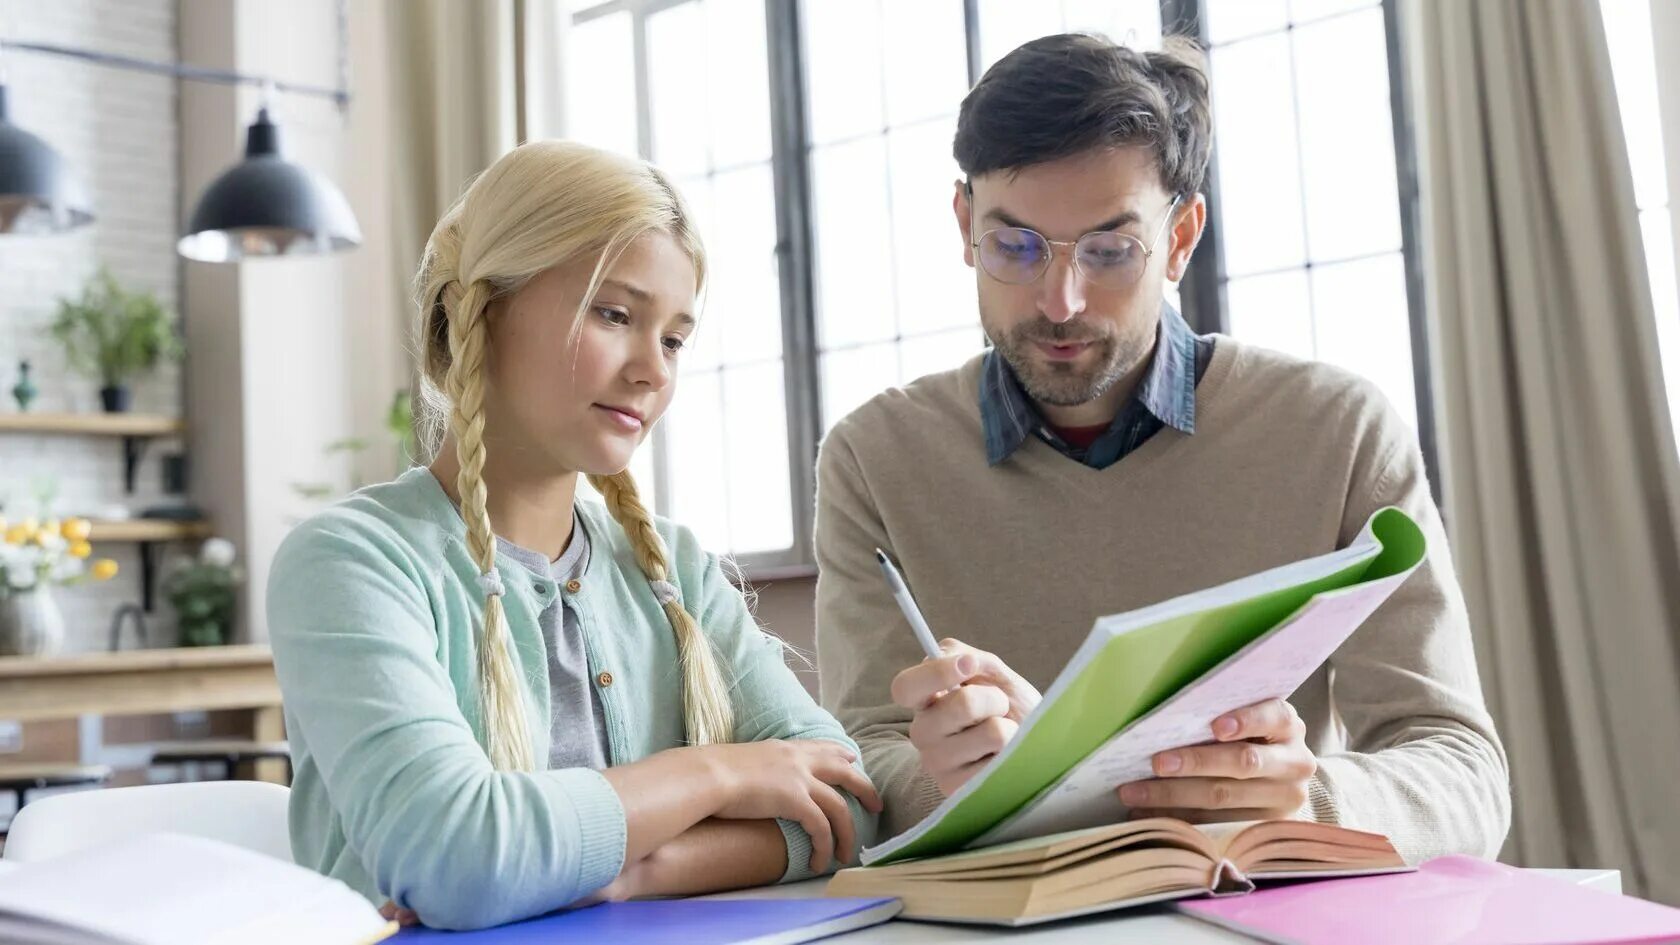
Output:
top-left (1405, 0), bottom-right (1680, 905)
top-left (374, 0), bottom-right (526, 470)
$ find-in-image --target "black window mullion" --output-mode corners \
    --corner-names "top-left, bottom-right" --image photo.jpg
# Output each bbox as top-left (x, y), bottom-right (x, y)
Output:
top-left (1382, 0), bottom-right (1444, 509)
top-left (1160, 0), bottom-right (1229, 336)
top-left (766, 0), bottom-right (822, 567)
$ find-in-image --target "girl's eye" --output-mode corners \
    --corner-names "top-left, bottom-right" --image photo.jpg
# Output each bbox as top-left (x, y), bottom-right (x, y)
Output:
top-left (662, 336), bottom-right (687, 355)
top-left (597, 306), bottom-right (630, 326)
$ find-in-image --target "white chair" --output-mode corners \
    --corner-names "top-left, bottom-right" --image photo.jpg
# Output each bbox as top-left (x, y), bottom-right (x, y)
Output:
top-left (2, 779), bottom-right (293, 864)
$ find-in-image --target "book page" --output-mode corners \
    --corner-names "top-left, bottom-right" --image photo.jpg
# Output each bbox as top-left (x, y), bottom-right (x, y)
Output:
top-left (977, 576), bottom-right (1408, 846)
top-left (0, 832), bottom-right (386, 945)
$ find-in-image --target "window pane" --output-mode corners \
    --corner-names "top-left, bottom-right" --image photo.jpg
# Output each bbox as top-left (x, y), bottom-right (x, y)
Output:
top-left (1287, 0), bottom-right (1380, 23)
top-left (665, 370), bottom-right (731, 551)
top-left (1310, 253), bottom-right (1417, 430)
top-left (1293, 8), bottom-right (1401, 263)
top-left (802, 0), bottom-right (885, 145)
top-left (976, 0), bottom-right (1062, 73)
top-left (899, 329), bottom-right (984, 383)
top-left (887, 119), bottom-right (976, 337)
top-left (881, 1), bottom-right (968, 127)
top-left (646, 3), bottom-right (708, 176)
top-left (1210, 33), bottom-right (1306, 277)
top-left (705, 0), bottom-right (773, 167)
top-left (1601, 0), bottom-right (1669, 211)
top-left (1063, 0), bottom-right (1162, 49)
top-left (1640, 208), bottom-right (1680, 443)
top-left (707, 163), bottom-right (783, 364)
top-left (1226, 268), bottom-right (1314, 361)
top-left (723, 362), bottom-right (794, 553)
top-left (565, 11), bottom-right (638, 157)
top-left (1205, 0), bottom-right (1287, 44)
top-left (821, 343), bottom-right (900, 431)
top-left (811, 137), bottom-right (897, 348)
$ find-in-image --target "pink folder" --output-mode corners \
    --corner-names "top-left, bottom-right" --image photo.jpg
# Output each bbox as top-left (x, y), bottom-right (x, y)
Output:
top-left (1177, 855), bottom-right (1680, 945)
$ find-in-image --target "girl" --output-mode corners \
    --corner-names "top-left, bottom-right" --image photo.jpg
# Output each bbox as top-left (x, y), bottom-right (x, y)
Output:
top-left (267, 140), bottom-right (880, 931)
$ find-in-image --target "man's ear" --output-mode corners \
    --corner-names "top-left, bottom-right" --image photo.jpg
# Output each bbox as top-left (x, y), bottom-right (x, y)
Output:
top-left (1165, 192), bottom-right (1207, 282)
top-left (953, 179), bottom-right (976, 269)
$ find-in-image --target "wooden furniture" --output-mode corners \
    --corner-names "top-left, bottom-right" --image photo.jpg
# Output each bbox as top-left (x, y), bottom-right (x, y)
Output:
top-left (151, 739), bottom-right (291, 782)
top-left (0, 646), bottom-right (286, 784)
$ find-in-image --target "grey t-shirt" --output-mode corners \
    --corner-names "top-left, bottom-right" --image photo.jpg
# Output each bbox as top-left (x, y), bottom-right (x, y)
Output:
top-left (496, 516), bottom-right (611, 771)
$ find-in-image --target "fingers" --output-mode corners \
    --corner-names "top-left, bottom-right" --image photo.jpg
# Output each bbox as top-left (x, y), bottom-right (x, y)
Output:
top-left (1151, 740), bottom-right (1317, 781)
top-left (810, 781), bottom-right (856, 866)
top-left (378, 902), bottom-right (395, 920)
top-left (1119, 776), bottom-right (1310, 813)
top-left (891, 647), bottom-right (979, 709)
top-left (913, 684), bottom-right (1011, 739)
top-left (921, 714), bottom-right (1018, 776)
top-left (377, 901), bottom-right (418, 927)
top-left (1211, 698), bottom-right (1304, 743)
top-left (794, 797), bottom-right (836, 874)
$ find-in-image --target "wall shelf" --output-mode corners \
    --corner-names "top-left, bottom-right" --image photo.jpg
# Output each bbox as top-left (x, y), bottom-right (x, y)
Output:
top-left (0, 412), bottom-right (185, 493)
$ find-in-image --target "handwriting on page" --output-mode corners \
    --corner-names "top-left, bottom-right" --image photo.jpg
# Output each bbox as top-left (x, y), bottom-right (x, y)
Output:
top-left (980, 579), bottom-right (1402, 845)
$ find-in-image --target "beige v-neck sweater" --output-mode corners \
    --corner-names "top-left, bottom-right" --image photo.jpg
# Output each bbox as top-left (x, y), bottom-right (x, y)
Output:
top-left (813, 338), bottom-right (1510, 862)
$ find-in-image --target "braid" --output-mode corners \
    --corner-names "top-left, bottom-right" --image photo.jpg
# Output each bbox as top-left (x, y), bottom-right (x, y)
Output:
top-left (445, 279), bottom-right (537, 772)
top-left (587, 470), bottom-right (735, 746)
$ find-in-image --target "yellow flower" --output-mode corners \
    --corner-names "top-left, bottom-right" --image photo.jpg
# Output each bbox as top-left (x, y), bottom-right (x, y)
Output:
top-left (4, 526), bottom-right (29, 546)
top-left (91, 559), bottom-right (120, 581)
top-left (61, 518), bottom-right (92, 542)
top-left (40, 519), bottom-right (62, 540)
top-left (70, 541), bottom-right (93, 559)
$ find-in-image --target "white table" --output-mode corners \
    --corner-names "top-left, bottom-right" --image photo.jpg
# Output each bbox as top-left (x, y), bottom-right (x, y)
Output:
top-left (703, 869), bottom-right (1623, 943)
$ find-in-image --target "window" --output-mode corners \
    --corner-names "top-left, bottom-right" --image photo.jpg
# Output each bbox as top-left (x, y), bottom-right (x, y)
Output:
top-left (556, 0), bottom-right (1433, 567)
top-left (1203, 0), bottom-right (1419, 432)
top-left (1601, 0), bottom-right (1680, 449)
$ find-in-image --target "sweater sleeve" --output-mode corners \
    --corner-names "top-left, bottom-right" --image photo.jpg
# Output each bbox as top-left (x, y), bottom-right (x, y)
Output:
top-left (671, 524), bottom-right (879, 880)
top-left (812, 428), bottom-right (949, 841)
top-left (1309, 406), bottom-right (1512, 861)
top-left (267, 515), bottom-right (626, 930)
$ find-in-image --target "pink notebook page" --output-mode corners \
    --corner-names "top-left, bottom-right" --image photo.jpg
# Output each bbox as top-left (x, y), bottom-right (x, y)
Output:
top-left (1177, 855), bottom-right (1680, 945)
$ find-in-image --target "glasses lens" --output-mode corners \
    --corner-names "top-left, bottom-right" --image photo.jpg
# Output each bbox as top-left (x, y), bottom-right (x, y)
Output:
top-left (1075, 231), bottom-right (1148, 288)
top-left (978, 228), bottom-right (1050, 284)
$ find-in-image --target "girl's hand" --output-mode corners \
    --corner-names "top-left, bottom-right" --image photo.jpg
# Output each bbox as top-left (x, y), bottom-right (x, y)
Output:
top-left (698, 739), bottom-right (882, 873)
top-left (377, 901), bottom-right (420, 928)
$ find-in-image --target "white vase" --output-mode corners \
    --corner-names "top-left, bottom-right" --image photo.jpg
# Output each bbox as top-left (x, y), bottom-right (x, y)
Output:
top-left (0, 587), bottom-right (67, 657)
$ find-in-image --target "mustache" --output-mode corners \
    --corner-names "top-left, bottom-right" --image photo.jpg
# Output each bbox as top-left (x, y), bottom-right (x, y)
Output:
top-left (1010, 318), bottom-right (1110, 345)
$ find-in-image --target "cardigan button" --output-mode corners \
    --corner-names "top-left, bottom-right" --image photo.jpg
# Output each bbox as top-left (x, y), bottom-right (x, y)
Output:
top-left (596, 671), bottom-right (614, 688)
top-left (565, 579), bottom-right (583, 594)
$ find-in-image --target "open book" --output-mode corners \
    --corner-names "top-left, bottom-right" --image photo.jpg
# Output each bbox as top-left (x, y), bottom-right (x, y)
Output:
top-left (0, 832), bottom-right (396, 945)
top-left (828, 817), bottom-right (1408, 926)
top-left (864, 506), bottom-right (1428, 866)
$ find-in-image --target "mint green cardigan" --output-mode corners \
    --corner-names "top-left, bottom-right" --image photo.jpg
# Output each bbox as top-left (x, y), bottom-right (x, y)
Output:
top-left (266, 467), bottom-right (875, 930)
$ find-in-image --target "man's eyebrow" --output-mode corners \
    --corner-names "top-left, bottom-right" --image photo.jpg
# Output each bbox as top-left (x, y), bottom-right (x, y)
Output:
top-left (981, 207), bottom-right (1144, 233)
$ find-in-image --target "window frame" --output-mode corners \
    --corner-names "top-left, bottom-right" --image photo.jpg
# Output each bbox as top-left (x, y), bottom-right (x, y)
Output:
top-left (558, 0), bottom-right (1442, 578)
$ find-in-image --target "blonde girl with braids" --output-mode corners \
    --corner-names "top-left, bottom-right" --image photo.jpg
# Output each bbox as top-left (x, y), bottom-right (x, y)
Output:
top-left (267, 140), bottom-right (880, 931)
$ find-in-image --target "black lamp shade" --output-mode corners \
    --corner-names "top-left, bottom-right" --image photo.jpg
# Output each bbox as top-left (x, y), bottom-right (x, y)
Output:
top-left (0, 84), bottom-right (96, 234)
top-left (178, 107), bottom-right (361, 262)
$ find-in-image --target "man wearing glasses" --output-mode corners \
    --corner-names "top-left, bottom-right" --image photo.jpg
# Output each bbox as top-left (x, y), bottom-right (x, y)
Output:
top-left (813, 33), bottom-right (1510, 862)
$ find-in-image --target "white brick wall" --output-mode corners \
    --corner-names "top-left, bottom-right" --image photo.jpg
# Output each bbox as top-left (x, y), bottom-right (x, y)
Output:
top-left (0, 0), bottom-right (184, 652)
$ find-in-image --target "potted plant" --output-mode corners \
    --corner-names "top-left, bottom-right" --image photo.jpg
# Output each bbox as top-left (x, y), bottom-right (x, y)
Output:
top-left (0, 516), bottom-right (120, 656)
top-left (48, 268), bottom-right (184, 413)
top-left (163, 538), bottom-right (243, 647)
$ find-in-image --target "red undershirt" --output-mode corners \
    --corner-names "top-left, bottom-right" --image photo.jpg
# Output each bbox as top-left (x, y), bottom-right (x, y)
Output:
top-left (1046, 421), bottom-right (1112, 450)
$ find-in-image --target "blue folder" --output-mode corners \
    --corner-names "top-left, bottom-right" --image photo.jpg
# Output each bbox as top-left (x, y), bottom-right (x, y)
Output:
top-left (390, 897), bottom-right (901, 943)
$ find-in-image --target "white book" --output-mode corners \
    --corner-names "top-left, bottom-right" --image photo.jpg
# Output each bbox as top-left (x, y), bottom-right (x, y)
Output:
top-left (0, 832), bottom-right (395, 945)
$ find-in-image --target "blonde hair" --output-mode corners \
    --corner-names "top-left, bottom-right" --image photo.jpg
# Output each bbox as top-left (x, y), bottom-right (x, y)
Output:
top-left (414, 140), bottom-right (733, 771)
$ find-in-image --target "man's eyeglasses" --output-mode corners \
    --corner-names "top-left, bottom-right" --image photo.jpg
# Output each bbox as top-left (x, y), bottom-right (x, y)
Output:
top-left (967, 183), bottom-right (1182, 290)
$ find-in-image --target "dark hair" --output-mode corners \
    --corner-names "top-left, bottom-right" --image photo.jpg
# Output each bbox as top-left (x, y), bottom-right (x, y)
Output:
top-left (953, 33), bottom-right (1212, 196)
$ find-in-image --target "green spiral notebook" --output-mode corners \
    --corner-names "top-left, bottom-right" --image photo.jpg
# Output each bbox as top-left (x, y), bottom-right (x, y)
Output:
top-left (862, 506), bottom-right (1428, 866)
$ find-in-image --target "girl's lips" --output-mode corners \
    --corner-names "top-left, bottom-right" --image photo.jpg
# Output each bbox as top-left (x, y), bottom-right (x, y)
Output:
top-left (594, 405), bottom-right (644, 432)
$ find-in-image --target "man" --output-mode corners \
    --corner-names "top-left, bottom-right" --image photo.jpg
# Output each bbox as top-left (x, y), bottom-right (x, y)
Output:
top-left (813, 33), bottom-right (1509, 861)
